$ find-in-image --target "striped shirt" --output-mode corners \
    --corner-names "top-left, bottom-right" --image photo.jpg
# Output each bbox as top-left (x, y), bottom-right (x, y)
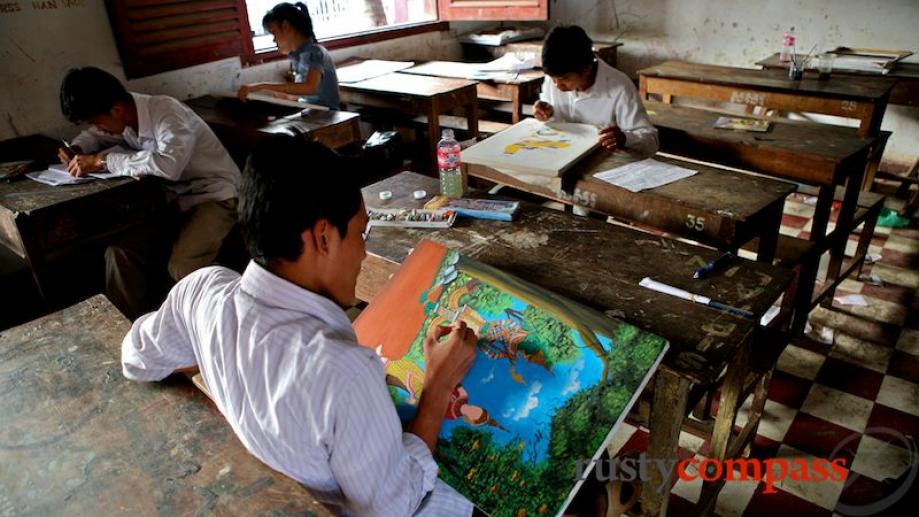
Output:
top-left (121, 261), bottom-right (473, 516)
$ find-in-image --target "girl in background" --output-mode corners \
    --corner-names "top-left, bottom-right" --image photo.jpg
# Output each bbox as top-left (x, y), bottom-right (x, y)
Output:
top-left (238, 2), bottom-right (340, 109)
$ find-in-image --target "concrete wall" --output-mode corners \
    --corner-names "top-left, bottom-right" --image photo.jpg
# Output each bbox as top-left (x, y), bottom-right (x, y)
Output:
top-left (549, 0), bottom-right (919, 169)
top-left (0, 0), bottom-right (481, 141)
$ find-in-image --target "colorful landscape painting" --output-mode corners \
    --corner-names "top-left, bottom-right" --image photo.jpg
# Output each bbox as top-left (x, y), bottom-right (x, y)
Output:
top-left (353, 240), bottom-right (668, 516)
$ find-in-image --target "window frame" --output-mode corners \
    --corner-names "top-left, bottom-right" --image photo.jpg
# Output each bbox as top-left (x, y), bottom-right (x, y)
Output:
top-left (243, 19), bottom-right (449, 66)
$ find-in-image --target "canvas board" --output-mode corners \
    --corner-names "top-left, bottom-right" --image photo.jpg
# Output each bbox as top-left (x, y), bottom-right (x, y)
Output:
top-left (353, 240), bottom-right (668, 517)
top-left (461, 118), bottom-right (600, 178)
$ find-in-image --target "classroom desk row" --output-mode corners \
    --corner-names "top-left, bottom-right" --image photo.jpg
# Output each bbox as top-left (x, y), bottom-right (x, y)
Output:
top-left (2, 172), bottom-right (792, 516)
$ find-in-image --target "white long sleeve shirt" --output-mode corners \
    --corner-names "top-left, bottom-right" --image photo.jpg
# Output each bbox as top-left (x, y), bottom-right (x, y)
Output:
top-left (71, 93), bottom-right (240, 211)
top-left (539, 59), bottom-right (659, 157)
top-left (121, 262), bottom-right (473, 517)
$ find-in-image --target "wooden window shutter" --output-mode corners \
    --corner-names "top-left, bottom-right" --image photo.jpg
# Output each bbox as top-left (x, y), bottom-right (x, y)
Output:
top-left (437, 0), bottom-right (548, 21)
top-left (106, 0), bottom-right (254, 79)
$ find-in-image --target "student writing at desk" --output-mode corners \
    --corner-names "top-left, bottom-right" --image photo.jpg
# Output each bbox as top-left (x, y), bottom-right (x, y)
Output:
top-left (58, 67), bottom-right (241, 320)
top-left (120, 136), bottom-right (477, 516)
top-left (237, 2), bottom-right (341, 109)
top-left (534, 26), bottom-right (658, 156)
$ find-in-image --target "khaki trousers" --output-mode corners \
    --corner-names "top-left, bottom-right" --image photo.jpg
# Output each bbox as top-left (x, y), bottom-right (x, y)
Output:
top-left (105, 198), bottom-right (238, 320)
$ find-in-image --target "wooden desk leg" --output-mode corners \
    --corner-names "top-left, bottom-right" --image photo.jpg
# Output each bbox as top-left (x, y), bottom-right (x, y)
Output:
top-left (756, 203), bottom-right (783, 264)
top-left (511, 87), bottom-right (522, 124)
top-left (467, 100), bottom-right (479, 139)
top-left (808, 185), bottom-right (834, 244)
top-left (427, 106), bottom-right (441, 175)
top-left (697, 340), bottom-right (753, 513)
top-left (16, 218), bottom-right (50, 306)
top-left (822, 168), bottom-right (866, 308)
top-left (641, 370), bottom-right (691, 517)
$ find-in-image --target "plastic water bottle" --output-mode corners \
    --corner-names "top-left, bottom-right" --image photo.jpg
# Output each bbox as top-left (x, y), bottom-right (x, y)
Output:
top-left (437, 129), bottom-right (464, 198)
top-left (779, 26), bottom-right (796, 63)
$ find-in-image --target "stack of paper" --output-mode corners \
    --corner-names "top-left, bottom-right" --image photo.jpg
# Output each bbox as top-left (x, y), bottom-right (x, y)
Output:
top-left (595, 159), bottom-right (697, 192)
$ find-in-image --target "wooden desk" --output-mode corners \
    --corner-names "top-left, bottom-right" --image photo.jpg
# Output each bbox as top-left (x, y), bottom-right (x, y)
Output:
top-left (186, 95), bottom-right (361, 165)
top-left (756, 52), bottom-right (919, 107)
top-left (339, 73), bottom-right (479, 173)
top-left (359, 172), bottom-right (793, 516)
top-left (403, 61), bottom-right (544, 123)
top-left (638, 60), bottom-right (895, 137)
top-left (646, 101), bottom-right (877, 322)
top-left (0, 135), bottom-right (163, 304)
top-left (464, 150), bottom-right (795, 262)
top-left (463, 39), bottom-right (622, 69)
top-left (0, 295), bottom-right (333, 516)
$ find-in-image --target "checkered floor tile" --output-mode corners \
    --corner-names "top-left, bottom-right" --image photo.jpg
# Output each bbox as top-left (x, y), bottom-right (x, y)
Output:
top-left (606, 195), bottom-right (919, 515)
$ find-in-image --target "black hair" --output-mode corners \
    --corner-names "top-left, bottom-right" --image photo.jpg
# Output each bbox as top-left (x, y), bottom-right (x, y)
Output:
top-left (542, 25), bottom-right (595, 77)
top-left (239, 135), bottom-right (363, 263)
top-left (262, 2), bottom-right (315, 40)
top-left (59, 67), bottom-right (132, 123)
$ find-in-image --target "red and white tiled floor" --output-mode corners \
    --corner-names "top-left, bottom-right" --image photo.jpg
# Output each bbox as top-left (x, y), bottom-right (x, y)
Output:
top-left (608, 192), bottom-right (919, 516)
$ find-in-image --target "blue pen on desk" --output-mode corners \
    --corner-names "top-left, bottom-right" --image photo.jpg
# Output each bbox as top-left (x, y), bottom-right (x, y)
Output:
top-left (693, 251), bottom-right (735, 279)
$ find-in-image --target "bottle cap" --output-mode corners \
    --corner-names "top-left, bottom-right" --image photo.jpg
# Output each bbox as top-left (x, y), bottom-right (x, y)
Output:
top-left (412, 190), bottom-right (427, 200)
top-left (378, 190), bottom-right (392, 200)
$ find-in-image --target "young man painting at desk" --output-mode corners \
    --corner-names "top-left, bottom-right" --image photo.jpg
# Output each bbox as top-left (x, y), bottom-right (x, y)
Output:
top-left (58, 67), bottom-right (241, 320)
top-left (120, 136), bottom-right (478, 516)
top-left (534, 26), bottom-right (658, 157)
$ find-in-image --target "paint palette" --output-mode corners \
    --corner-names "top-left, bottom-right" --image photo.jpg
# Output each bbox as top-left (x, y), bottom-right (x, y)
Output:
top-left (367, 208), bottom-right (456, 229)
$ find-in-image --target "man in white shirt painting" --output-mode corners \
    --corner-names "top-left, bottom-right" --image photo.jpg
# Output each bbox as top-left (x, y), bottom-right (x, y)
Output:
top-left (535, 26), bottom-right (659, 157)
top-left (58, 67), bottom-right (241, 319)
top-left (120, 135), bottom-right (479, 516)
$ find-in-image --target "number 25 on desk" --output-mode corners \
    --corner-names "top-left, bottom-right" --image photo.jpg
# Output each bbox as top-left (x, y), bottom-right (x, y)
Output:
top-left (686, 215), bottom-right (706, 232)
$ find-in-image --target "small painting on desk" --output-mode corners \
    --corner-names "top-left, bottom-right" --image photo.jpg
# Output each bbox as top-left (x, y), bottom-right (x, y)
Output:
top-left (353, 240), bottom-right (668, 516)
top-left (462, 118), bottom-right (599, 178)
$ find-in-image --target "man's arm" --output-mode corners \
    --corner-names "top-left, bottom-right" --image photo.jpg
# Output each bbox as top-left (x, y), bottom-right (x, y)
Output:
top-left (613, 84), bottom-right (659, 157)
top-left (70, 127), bottom-right (121, 155)
top-left (121, 271), bottom-right (204, 381)
top-left (329, 324), bottom-right (476, 516)
top-left (105, 104), bottom-right (196, 181)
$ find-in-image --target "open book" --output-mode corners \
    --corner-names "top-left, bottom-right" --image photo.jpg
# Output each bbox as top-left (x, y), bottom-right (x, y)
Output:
top-left (353, 240), bottom-right (668, 516)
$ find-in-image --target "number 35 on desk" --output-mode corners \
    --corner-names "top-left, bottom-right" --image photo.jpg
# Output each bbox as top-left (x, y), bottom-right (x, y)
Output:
top-left (686, 214), bottom-right (706, 232)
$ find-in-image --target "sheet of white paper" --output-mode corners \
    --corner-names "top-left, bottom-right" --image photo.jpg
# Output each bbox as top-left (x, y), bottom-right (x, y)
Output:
top-left (834, 294), bottom-right (868, 307)
top-left (595, 159), bottom-right (697, 192)
top-left (336, 60), bottom-right (414, 83)
top-left (477, 54), bottom-right (536, 72)
top-left (26, 168), bottom-right (94, 186)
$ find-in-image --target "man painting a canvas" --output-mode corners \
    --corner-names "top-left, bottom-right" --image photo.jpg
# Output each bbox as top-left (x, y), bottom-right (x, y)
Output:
top-left (117, 134), bottom-right (664, 517)
top-left (535, 25), bottom-right (659, 157)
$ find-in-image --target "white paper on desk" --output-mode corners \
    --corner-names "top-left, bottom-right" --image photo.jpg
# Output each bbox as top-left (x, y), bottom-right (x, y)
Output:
top-left (50, 163), bottom-right (119, 180)
top-left (26, 168), bottom-right (94, 186)
top-left (595, 159), bottom-right (697, 192)
top-left (336, 59), bottom-right (414, 83)
top-left (477, 54), bottom-right (536, 72)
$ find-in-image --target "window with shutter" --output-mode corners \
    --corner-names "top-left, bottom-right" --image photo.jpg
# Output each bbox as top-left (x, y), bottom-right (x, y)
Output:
top-left (106, 0), bottom-right (254, 79)
top-left (437, 0), bottom-right (548, 21)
